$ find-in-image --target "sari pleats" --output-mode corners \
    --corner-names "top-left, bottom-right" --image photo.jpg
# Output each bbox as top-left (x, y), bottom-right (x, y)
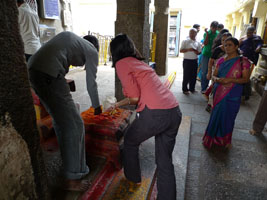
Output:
top-left (203, 57), bottom-right (244, 148)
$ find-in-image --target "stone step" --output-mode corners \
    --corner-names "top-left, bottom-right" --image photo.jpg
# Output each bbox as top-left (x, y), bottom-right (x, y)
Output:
top-left (174, 116), bottom-right (192, 200)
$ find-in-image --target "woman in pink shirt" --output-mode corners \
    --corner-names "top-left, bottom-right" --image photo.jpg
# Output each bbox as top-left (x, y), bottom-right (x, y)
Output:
top-left (110, 34), bottom-right (182, 200)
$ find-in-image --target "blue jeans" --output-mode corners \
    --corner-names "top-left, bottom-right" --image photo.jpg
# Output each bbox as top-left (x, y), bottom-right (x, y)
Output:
top-left (29, 69), bottom-right (89, 180)
top-left (201, 55), bottom-right (210, 92)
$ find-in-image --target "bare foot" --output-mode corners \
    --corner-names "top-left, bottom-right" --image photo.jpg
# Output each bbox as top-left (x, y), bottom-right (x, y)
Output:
top-left (63, 179), bottom-right (91, 192)
top-left (225, 143), bottom-right (232, 150)
top-left (249, 129), bottom-right (259, 135)
top-left (202, 93), bottom-right (209, 101)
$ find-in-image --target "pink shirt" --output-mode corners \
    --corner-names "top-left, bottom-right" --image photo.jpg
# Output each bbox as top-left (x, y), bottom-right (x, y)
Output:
top-left (116, 57), bottom-right (178, 112)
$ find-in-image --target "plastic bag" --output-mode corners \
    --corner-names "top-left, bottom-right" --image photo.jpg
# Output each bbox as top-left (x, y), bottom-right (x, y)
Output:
top-left (102, 96), bottom-right (117, 111)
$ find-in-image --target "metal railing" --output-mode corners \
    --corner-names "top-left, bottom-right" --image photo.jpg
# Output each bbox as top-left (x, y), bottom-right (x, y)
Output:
top-left (89, 32), bottom-right (157, 65)
top-left (91, 32), bottom-right (112, 66)
top-left (150, 32), bottom-right (157, 62)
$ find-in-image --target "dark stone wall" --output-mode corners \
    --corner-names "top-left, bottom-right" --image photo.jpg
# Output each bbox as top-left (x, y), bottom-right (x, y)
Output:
top-left (153, 0), bottom-right (169, 75)
top-left (0, 0), bottom-right (49, 199)
top-left (115, 0), bottom-right (150, 101)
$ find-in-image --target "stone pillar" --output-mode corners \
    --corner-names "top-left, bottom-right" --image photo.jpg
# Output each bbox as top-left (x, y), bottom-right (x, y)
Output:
top-left (0, 0), bottom-right (49, 199)
top-left (115, 0), bottom-right (150, 101)
top-left (153, 0), bottom-right (169, 75)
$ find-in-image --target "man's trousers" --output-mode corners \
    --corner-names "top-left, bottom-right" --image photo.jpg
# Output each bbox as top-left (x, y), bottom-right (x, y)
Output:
top-left (182, 59), bottom-right (198, 92)
top-left (253, 90), bottom-right (267, 133)
top-left (29, 69), bottom-right (89, 180)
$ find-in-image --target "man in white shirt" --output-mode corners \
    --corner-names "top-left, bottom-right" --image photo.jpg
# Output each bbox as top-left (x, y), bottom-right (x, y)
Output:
top-left (17, 0), bottom-right (41, 61)
top-left (180, 28), bottom-right (202, 94)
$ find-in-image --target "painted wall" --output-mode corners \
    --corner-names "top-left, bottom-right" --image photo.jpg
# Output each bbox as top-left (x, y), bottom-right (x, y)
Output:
top-left (226, 0), bottom-right (267, 74)
top-left (169, 0), bottom-right (234, 57)
top-left (71, 0), bottom-right (116, 36)
top-left (38, 0), bottom-right (72, 35)
top-left (226, 0), bottom-right (267, 39)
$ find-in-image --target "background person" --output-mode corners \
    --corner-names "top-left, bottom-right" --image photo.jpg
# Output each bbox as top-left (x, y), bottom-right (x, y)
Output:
top-left (217, 23), bottom-right (224, 32)
top-left (192, 24), bottom-right (203, 81)
top-left (193, 23), bottom-right (201, 43)
top-left (110, 34), bottom-right (182, 200)
top-left (207, 32), bottom-right (232, 81)
top-left (239, 26), bottom-right (263, 65)
top-left (193, 24), bottom-right (200, 32)
top-left (201, 21), bottom-right (219, 93)
top-left (28, 31), bottom-right (102, 191)
top-left (211, 28), bottom-right (229, 52)
top-left (197, 39), bottom-right (204, 81)
top-left (249, 82), bottom-right (267, 135)
top-left (180, 28), bottom-right (202, 94)
top-left (17, 0), bottom-right (41, 62)
top-left (202, 37), bottom-right (250, 149)
top-left (239, 26), bottom-right (263, 100)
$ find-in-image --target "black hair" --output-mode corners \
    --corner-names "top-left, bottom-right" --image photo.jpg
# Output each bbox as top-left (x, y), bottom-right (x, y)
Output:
top-left (17, 0), bottom-right (24, 4)
top-left (221, 32), bottom-right (232, 38)
top-left (110, 34), bottom-right (144, 68)
top-left (212, 29), bottom-right (230, 51)
top-left (225, 37), bottom-right (239, 46)
top-left (218, 24), bottom-right (224, 29)
top-left (224, 37), bottom-right (240, 54)
top-left (247, 26), bottom-right (255, 32)
top-left (83, 35), bottom-right (99, 52)
top-left (210, 21), bottom-right (219, 28)
top-left (193, 24), bottom-right (200, 29)
top-left (219, 28), bottom-right (229, 35)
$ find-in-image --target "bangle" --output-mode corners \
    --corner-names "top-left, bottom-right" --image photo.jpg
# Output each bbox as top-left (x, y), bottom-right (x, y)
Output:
top-left (127, 98), bottom-right (130, 105)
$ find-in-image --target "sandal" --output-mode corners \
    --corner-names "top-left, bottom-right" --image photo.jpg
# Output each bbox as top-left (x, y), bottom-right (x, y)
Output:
top-left (183, 91), bottom-right (190, 95)
top-left (205, 105), bottom-right (212, 113)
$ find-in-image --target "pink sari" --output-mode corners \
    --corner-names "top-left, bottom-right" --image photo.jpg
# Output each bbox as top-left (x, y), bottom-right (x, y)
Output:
top-left (203, 56), bottom-right (250, 148)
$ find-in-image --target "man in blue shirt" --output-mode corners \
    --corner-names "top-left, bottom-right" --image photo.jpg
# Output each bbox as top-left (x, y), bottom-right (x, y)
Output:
top-left (240, 26), bottom-right (263, 100)
top-left (240, 26), bottom-right (263, 65)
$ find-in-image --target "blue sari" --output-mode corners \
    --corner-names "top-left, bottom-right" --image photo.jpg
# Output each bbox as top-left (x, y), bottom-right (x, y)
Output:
top-left (202, 56), bottom-right (248, 148)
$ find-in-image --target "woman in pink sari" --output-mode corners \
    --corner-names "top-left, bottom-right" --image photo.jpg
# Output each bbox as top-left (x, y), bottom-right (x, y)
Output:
top-left (202, 37), bottom-right (251, 149)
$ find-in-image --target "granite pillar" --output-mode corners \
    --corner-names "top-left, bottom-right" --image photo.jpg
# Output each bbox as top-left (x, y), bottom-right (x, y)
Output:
top-left (115, 0), bottom-right (150, 101)
top-left (153, 0), bottom-right (169, 75)
top-left (0, 0), bottom-right (49, 199)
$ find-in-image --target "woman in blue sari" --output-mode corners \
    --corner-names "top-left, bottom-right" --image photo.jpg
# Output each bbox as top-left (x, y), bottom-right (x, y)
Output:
top-left (202, 37), bottom-right (251, 149)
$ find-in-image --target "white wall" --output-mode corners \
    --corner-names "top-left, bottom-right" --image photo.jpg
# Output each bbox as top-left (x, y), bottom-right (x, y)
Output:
top-left (170, 0), bottom-right (235, 54)
top-left (70, 0), bottom-right (239, 47)
top-left (71, 0), bottom-right (116, 36)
